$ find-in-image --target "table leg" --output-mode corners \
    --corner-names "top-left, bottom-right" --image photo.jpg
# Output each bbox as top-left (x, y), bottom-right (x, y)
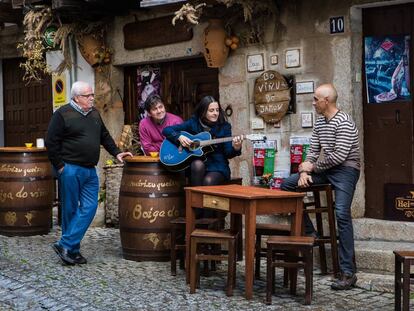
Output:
top-left (244, 200), bottom-right (257, 299)
top-left (185, 190), bottom-right (195, 283)
top-left (291, 198), bottom-right (303, 236)
top-left (230, 213), bottom-right (243, 261)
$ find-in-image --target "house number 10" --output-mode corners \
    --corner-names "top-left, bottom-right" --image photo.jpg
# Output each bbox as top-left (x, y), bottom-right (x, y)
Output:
top-left (330, 16), bottom-right (344, 34)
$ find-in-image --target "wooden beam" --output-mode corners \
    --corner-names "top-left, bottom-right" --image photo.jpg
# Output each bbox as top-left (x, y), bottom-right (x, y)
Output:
top-left (11, 0), bottom-right (44, 9)
top-left (0, 3), bottom-right (22, 24)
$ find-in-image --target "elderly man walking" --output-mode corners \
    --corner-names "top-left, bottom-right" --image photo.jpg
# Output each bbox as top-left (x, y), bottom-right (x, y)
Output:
top-left (281, 84), bottom-right (360, 290)
top-left (46, 81), bottom-right (132, 265)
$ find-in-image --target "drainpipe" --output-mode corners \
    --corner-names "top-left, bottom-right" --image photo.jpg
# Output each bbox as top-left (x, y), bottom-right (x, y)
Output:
top-left (69, 35), bottom-right (77, 84)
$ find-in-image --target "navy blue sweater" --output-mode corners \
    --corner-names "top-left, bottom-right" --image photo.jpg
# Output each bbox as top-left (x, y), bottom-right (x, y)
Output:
top-left (46, 104), bottom-right (120, 170)
top-left (162, 116), bottom-right (241, 179)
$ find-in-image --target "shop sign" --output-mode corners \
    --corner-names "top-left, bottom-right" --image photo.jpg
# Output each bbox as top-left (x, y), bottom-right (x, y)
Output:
top-left (43, 25), bottom-right (58, 48)
top-left (254, 70), bottom-right (291, 123)
top-left (123, 15), bottom-right (193, 50)
top-left (385, 183), bottom-right (414, 221)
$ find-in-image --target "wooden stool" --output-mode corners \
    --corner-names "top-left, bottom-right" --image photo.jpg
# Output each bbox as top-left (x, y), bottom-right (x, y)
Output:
top-left (173, 178), bottom-right (243, 276)
top-left (298, 184), bottom-right (339, 276)
top-left (255, 223), bottom-right (290, 280)
top-left (190, 229), bottom-right (238, 296)
top-left (266, 236), bottom-right (315, 305)
top-left (170, 217), bottom-right (220, 276)
top-left (394, 250), bottom-right (414, 311)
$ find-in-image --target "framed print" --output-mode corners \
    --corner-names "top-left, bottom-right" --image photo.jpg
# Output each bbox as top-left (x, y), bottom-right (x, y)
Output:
top-left (247, 54), bottom-right (264, 72)
top-left (137, 66), bottom-right (161, 121)
top-left (364, 34), bottom-right (410, 103)
top-left (301, 112), bottom-right (313, 128)
top-left (296, 81), bottom-right (314, 94)
top-left (285, 49), bottom-right (300, 68)
top-left (270, 54), bottom-right (278, 65)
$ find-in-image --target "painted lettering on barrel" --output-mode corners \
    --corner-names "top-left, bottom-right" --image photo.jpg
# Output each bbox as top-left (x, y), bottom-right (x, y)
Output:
top-left (132, 204), bottom-right (180, 223)
top-left (123, 178), bottom-right (180, 191)
top-left (0, 186), bottom-right (49, 202)
top-left (0, 164), bottom-right (44, 176)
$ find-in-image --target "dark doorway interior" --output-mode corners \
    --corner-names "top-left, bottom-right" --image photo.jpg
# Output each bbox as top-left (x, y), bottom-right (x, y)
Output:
top-left (123, 57), bottom-right (219, 124)
top-left (3, 58), bottom-right (52, 147)
top-left (362, 4), bottom-right (414, 220)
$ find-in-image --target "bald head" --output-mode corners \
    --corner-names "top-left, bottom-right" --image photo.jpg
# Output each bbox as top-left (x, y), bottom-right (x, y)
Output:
top-left (315, 84), bottom-right (338, 104)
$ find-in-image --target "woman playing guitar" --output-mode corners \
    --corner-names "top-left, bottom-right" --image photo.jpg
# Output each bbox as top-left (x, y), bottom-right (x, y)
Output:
top-left (162, 96), bottom-right (242, 205)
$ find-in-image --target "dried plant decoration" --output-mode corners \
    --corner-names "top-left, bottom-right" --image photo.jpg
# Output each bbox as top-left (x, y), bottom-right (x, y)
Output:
top-left (18, 6), bottom-right (111, 82)
top-left (172, 3), bottom-right (206, 25)
top-left (171, 0), bottom-right (278, 45)
top-left (18, 7), bottom-right (53, 82)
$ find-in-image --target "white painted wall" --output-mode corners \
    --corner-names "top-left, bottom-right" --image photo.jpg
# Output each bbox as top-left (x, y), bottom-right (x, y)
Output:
top-left (46, 40), bottom-right (94, 101)
top-left (75, 46), bottom-right (95, 86)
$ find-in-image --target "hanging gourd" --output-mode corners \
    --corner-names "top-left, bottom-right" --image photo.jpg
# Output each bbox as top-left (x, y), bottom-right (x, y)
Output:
top-left (203, 19), bottom-right (229, 68)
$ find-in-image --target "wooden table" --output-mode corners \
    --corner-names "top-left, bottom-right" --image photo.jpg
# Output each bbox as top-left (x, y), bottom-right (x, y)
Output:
top-left (184, 184), bottom-right (305, 300)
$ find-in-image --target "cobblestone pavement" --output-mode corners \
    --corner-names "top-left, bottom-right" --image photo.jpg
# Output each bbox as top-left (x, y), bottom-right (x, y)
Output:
top-left (0, 227), bottom-right (400, 311)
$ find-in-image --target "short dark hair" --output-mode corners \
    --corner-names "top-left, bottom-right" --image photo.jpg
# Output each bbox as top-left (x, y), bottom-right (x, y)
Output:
top-left (144, 94), bottom-right (162, 112)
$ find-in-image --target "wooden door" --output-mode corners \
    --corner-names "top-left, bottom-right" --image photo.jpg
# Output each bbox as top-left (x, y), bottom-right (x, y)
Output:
top-left (123, 57), bottom-right (219, 124)
top-left (362, 4), bottom-right (414, 219)
top-left (3, 58), bottom-right (52, 147)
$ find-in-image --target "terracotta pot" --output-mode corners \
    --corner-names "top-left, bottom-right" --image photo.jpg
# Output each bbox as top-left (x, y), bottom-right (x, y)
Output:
top-left (203, 19), bottom-right (229, 68)
top-left (77, 34), bottom-right (103, 67)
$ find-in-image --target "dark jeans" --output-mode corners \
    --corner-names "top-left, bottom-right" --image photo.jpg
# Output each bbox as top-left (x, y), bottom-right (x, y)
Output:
top-left (281, 165), bottom-right (360, 275)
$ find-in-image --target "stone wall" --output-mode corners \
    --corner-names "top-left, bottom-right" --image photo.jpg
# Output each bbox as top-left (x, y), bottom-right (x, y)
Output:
top-left (99, 0), bottom-right (405, 218)
top-left (103, 164), bottom-right (124, 226)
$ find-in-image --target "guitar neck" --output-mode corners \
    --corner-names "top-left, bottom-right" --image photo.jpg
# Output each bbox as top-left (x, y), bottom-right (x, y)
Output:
top-left (199, 136), bottom-right (237, 147)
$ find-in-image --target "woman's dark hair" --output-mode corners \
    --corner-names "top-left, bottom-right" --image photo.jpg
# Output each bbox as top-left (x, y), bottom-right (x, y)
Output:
top-left (144, 94), bottom-right (163, 112)
top-left (193, 95), bottom-right (227, 124)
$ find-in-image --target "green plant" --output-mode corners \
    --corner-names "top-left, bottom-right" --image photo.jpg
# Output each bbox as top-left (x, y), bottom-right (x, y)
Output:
top-left (98, 189), bottom-right (106, 203)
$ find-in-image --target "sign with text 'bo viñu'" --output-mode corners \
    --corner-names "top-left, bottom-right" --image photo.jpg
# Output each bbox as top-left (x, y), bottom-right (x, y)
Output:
top-left (254, 70), bottom-right (291, 124)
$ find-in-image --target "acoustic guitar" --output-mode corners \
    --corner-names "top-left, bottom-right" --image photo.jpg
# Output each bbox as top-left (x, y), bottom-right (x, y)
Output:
top-left (160, 131), bottom-right (266, 171)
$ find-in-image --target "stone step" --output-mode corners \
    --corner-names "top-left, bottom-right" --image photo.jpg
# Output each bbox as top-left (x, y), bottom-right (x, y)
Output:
top-left (353, 218), bottom-right (414, 242)
top-left (318, 240), bottom-right (414, 293)
top-left (321, 240), bottom-right (414, 273)
top-left (354, 240), bottom-right (414, 273)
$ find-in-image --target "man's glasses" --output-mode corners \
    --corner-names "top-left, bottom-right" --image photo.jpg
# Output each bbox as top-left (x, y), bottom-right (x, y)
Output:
top-left (78, 93), bottom-right (95, 98)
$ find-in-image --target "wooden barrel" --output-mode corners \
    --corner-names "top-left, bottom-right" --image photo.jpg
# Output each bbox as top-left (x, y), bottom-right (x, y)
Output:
top-left (0, 147), bottom-right (53, 236)
top-left (119, 156), bottom-right (184, 261)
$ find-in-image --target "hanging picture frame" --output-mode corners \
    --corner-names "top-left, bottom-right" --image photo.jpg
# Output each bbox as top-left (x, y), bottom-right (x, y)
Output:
top-left (247, 54), bottom-right (264, 72)
top-left (296, 81), bottom-right (314, 94)
top-left (137, 66), bottom-right (161, 121)
top-left (285, 49), bottom-right (300, 68)
top-left (301, 112), bottom-right (313, 128)
top-left (364, 34), bottom-right (411, 103)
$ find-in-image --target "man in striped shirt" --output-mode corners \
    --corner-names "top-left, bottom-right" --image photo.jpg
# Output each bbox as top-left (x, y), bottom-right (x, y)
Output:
top-left (281, 84), bottom-right (360, 290)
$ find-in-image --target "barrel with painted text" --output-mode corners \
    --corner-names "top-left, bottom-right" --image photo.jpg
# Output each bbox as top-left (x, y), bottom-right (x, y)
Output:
top-left (0, 147), bottom-right (53, 236)
top-left (118, 156), bottom-right (184, 261)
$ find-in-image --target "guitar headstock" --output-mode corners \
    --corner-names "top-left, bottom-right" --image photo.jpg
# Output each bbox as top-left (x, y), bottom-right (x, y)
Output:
top-left (244, 134), bottom-right (267, 141)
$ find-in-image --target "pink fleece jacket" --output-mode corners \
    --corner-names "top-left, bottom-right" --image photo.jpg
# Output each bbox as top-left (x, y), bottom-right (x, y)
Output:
top-left (138, 112), bottom-right (183, 155)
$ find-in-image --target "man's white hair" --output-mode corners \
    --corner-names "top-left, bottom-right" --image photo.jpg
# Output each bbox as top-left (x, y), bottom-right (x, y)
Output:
top-left (71, 81), bottom-right (92, 98)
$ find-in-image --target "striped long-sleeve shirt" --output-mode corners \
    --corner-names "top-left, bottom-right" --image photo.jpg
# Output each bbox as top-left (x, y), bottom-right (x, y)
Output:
top-left (306, 110), bottom-right (360, 173)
